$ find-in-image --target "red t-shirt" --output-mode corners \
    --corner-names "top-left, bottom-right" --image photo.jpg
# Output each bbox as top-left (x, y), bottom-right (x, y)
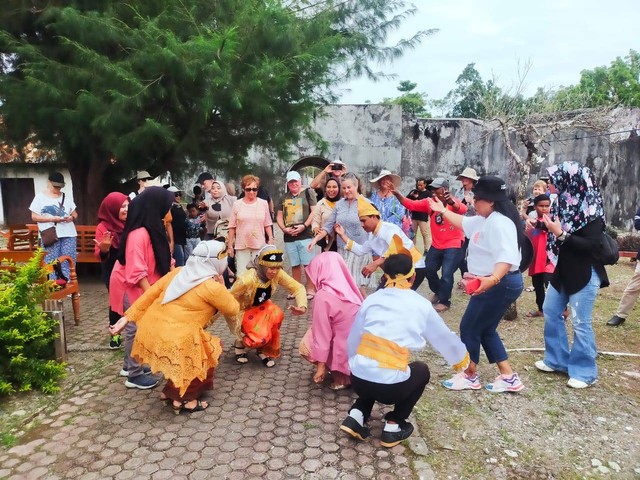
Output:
top-left (401, 197), bottom-right (467, 249)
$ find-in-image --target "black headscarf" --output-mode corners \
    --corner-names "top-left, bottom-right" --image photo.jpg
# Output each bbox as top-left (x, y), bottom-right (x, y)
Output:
top-left (117, 187), bottom-right (173, 276)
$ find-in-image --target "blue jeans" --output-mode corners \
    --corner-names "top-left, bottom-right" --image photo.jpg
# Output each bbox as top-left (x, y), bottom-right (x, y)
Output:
top-left (424, 246), bottom-right (464, 306)
top-left (460, 271), bottom-right (523, 365)
top-left (542, 268), bottom-right (600, 384)
top-left (173, 244), bottom-right (186, 267)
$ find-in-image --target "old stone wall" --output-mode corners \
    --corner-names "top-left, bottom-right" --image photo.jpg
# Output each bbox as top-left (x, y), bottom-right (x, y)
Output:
top-left (249, 105), bottom-right (639, 229)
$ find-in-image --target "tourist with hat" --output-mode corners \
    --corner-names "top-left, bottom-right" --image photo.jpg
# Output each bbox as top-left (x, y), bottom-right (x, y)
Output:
top-left (339, 253), bottom-right (469, 447)
top-left (129, 170), bottom-right (154, 200)
top-left (369, 170), bottom-right (406, 229)
top-left (309, 159), bottom-right (348, 190)
top-left (427, 175), bottom-right (526, 393)
top-left (29, 171), bottom-right (78, 282)
top-left (390, 177), bottom-right (467, 311)
top-left (225, 245), bottom-right (307, 367)
top-left (454, 167), bottom-right (479, 277)
top-left (276, 170), bottom-right (318, 299)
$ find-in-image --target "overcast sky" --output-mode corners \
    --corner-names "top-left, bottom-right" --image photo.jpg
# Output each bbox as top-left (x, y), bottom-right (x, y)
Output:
top-left (337, 0), bottom-right (639, 107)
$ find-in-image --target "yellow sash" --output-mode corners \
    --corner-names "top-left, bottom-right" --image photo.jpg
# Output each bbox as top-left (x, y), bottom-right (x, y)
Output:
top-left (356, 332), bottom-right (409, 371)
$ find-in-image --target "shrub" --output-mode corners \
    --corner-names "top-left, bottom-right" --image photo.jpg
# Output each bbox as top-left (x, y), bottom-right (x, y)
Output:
top-left (617, 234), bottom-right (640, 254)
top-left (0, 251), bottom-right (66, 396)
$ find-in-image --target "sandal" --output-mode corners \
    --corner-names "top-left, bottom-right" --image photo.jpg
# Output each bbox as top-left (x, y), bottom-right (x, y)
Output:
top-left (306, 291), bottom-right (315, 300)
top-left (526, 310), bottom-right (544, 318)
top-left (525, 286), bottom-right (535, 292)
top-left (329, 383), bottom-right (350, 391)
top-left (173, 400), bottom-right (208, 415)
top-left (260, 356), bottom-right (275, 368)
top-left (234, 343), bottom-right (249, 364)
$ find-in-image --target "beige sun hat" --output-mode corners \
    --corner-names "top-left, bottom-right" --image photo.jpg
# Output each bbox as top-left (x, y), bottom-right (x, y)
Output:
top-left (457, 167), bottom-right (479, 181)
top-left (370, 169), bottom-right (402, 189)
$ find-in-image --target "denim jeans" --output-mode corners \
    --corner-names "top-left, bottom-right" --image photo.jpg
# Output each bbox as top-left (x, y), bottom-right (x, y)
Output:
top-left (173, 244), bottom-right (186, 267)
top-left (542, 267), bottom-right (600, 384)
top-left (459, 271), bottom-right (523, 364)
top-left (424, 246), bottom-right (464, 306)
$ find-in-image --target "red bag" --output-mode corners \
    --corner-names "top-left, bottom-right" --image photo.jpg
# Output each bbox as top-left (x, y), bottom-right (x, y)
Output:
top-left (460, 273), bottom-right (481, 295)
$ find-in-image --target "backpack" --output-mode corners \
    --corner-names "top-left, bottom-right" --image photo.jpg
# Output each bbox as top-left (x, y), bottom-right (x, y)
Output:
top-left (594, 231), bottom-right (619, 265)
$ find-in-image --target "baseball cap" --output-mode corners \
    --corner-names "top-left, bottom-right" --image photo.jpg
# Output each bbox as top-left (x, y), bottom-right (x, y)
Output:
top-left (286, 171), bottom-right (301, 182)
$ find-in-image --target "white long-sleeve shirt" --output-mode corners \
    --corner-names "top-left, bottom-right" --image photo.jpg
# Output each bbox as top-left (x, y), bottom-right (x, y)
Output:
top-left (347, 288), bottom-right (468, 384)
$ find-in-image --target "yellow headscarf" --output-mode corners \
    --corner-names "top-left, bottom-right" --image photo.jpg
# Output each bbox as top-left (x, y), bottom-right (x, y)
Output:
top-left (357, 196), bottom-right (380, 218)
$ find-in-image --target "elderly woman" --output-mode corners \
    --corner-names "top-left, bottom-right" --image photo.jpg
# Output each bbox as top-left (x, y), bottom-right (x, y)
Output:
top-left (109, 241), bottom-right (240, 413)
top-left (534, 162), bottom-right (609, 389)
top-left (300, 252), bottom-right (363, 390)
top-left (311, 178), bottom-right (341, 252)
top-left (29, 172), bottom-right (78, 281)
top-left (308, 173), bottom-right (375, 296)
top-left (429, 176), bottom-right (526, 393)
top-left (369, 169), bottom-right (406, 229)
top-left (226, 245), bottom-right (307, 367)
top-left (227, 175), bottom-right (273, 277)
top-left (94, 192), bottom-right (129, 349)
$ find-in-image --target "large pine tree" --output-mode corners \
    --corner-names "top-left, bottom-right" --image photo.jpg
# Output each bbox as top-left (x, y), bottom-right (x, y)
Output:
top-left (0, 1), bottom-right (430, 221)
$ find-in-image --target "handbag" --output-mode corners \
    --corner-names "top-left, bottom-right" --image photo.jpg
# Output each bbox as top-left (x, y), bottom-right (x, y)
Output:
top-left (594, 231), bottom-right (619, 265)
top-left (40, 226), bottom-right (58, 247)
top-left (40, 193), bottom-right (65, 248)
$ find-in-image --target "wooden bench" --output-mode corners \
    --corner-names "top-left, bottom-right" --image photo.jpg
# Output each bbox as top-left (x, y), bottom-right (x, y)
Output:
top-left (2, 224), bottom-right (101, 263)
top-left (0, 250), bottom-right (81, 325)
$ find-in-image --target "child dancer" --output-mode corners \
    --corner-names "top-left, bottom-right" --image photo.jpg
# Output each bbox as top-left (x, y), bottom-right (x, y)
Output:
top-left (226, 245), bottom-right (307, 367)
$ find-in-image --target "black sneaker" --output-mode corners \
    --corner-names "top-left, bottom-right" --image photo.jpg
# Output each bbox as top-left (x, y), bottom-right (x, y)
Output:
top-left (339, 416), bottom-right (370, 441)
top-left (109, 334), bottom-right (122, 349)
top-left (606, 315), bottom-right (626, 326)
top-left (380, 422), bottom-right (414, 448)
top-left (124, 374), bottom-right (158, 390)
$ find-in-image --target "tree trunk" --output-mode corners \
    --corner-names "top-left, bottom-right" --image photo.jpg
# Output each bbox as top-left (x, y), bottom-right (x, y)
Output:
top-left (67, 152), bottom-right (110, 225)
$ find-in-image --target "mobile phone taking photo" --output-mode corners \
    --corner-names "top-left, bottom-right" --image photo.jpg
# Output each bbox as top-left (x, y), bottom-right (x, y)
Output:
top-left (331, 163), bottom-right (343, 171)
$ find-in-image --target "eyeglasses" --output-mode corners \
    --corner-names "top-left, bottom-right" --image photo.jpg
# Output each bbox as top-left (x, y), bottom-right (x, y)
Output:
top-left (141, 178), bottom-right (152, 182)
top-left (244, 187), bottom-right (258, 192)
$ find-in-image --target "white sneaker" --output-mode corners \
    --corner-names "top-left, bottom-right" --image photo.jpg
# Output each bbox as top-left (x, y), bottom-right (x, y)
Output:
top-left (534, 360), bottom-right (555, 372)
top-left (441, 372), bottom-right (482, 391)
top-left (485, 373), bottom-right (525, 393)
top-left (567, 378), bottom-right (592, 389)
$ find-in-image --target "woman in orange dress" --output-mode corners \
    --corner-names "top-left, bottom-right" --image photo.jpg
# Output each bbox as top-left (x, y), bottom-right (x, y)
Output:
top-left (109, 240), bottom-right (239, 413)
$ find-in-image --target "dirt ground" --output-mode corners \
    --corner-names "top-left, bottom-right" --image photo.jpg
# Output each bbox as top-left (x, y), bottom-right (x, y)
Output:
top-left (411, 260), bottom-right (640, 479)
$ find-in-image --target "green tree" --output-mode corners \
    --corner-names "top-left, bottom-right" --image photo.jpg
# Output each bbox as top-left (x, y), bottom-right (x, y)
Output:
top-left (382, 80), bottom-right (430, 117)
top-left (0, 1), bottom-right (431, 221)
top-left (440, 63), bottom-right (496, 118)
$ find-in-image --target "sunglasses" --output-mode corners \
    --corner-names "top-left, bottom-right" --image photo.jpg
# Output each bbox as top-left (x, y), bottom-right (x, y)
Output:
top-left (141, 178), bottom-right (152, 182)
top-left (244, 187), bottom-right (258, 192)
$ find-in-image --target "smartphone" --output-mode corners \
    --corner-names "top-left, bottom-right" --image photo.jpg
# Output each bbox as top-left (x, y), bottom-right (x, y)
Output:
top-left (331, 164), bottom-right (343, 171)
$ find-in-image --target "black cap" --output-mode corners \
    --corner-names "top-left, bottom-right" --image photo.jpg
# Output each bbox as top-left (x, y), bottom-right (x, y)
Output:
top-left (196, 172), bottom-right (214, 184)
top-left (48, 171), bottom-right (65, 187)
top-left (472, 175), bottom-right (508, 201)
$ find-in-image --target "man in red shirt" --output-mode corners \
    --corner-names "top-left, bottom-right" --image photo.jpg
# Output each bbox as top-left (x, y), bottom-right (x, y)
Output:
top-left (390, 177), bottom-right (466, 311)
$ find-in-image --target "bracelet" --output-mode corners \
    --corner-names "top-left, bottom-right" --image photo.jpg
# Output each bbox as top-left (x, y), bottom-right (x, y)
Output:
top-left (557, 231), bottom-right (567, 242)
top-left (489, 274), bottom-right (501, 285)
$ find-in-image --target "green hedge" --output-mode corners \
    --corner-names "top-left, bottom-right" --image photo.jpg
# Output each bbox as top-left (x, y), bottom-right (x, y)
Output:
top-left (0, 252), bottom-right (66, 396)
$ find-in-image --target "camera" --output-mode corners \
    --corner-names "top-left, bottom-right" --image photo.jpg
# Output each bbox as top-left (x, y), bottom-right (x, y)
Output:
top-left (331, 163), bottom-right (344, 171)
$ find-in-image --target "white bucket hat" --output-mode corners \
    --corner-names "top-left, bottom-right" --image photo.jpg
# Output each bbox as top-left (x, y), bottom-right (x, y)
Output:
top-left (457, 167), bottom-right (479, 181)
top-left (370, 169), bottom-right (401, 189)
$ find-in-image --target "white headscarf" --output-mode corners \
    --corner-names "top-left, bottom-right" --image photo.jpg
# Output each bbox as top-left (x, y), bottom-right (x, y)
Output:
top-left (161, 240), bottom-right (227, 304)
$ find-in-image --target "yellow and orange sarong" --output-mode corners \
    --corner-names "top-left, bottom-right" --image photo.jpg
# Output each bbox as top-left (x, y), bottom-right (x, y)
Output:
top-left (241, 300), bottom-right (284, 358)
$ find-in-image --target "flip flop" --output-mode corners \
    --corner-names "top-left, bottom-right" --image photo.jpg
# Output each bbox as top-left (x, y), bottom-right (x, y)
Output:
top-left (526, 310), bottom-right (544, 318)
top-left (286, 293), bottom-right (295, 300)
top-left (525, 286), bottom-right (535, 292)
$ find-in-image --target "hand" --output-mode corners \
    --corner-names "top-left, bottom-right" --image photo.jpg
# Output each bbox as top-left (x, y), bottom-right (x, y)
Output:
top-left (361, 262), bottom-right (377, 277)
top-left (427, 196), bottom-right (446, 213)
top-left (471, 276), bottom-right (497, 296)
top-left (93, 231), bottom-right (113, 250)
top-left (542, 214), bottom-right (563, 236)
top-left (227, 246), bottom-right (235, 258)
top-left (324, 164), bottom-right (334, 174)
top-left (198, 201), bottom-right (207, 210)
top-left (334, 223), bottom-right (345, 236)
top-left (109, 317), bottom-right (128, 335)
top-left (294, 225), bottom-right (305, 235)
top-left (198, 214), bottom-right (206, 224)
top-left (307, 239), bottom-right (317, 252)
top-left (288, 305), bottom-right (307, 316)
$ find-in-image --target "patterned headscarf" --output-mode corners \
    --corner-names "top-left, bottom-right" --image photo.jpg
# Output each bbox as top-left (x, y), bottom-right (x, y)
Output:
top-left (546, 161), bottom-right (605, 264)
top-left (248, 245), bottom-right (283, 282)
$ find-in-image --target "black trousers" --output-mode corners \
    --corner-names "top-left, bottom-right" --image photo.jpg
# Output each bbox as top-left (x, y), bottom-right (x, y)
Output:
top-left (349, 361), bottom-right (430, 424)
top-left (532, 273), bottom-right (551, 311)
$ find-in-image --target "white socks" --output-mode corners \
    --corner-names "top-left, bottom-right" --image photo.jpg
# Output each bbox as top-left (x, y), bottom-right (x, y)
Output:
top-left (383, 422), bottom-right (400, 433)
top-left (348, 409), bottom-right (364, 426)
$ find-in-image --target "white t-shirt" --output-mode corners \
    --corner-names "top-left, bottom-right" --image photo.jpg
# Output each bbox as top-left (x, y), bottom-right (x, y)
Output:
top-left (29, 192), bottom-right (77, 238)
top-left (462, 212), bottom-right (520, 276)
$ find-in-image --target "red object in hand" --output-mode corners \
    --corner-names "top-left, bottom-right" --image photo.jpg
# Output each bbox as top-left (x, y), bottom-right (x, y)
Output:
top-left (461, 277), bottom-right (480, 295)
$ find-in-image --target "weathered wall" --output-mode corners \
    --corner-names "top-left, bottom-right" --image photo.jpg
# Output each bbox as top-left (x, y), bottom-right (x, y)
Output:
top-left (248, 105), bottom-right (639, 228)
top-left (403, 108), bottom-right (640, 229)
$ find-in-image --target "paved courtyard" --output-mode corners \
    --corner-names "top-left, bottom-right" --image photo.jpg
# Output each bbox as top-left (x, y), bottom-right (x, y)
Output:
top-left (0, 276), bottom-right (425, 479)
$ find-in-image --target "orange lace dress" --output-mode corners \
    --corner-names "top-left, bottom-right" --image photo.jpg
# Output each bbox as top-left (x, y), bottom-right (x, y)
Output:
top-left (125, 268), bottom-right (240, 396)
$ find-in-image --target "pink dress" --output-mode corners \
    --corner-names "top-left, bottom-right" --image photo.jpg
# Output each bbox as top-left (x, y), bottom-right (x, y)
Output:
top-left (109, 228), bottom-right (163, 315)
top-left (305, 252), bottom-right (364, 378)
top-left (228, 198), bottom-right (272, 251)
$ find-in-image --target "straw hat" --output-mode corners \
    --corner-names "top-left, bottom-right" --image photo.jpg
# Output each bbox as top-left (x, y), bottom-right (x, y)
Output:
top-left (457, 167), bottom-right (479, 181)
top-left (370, 169), bottom-right (401, 189)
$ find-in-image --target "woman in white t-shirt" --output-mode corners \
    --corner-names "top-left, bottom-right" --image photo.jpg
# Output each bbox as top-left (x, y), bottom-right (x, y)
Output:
top-left (29, 172), bottom-right (78, 280)
top-left (429, 176), bottom-right (526, 394)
